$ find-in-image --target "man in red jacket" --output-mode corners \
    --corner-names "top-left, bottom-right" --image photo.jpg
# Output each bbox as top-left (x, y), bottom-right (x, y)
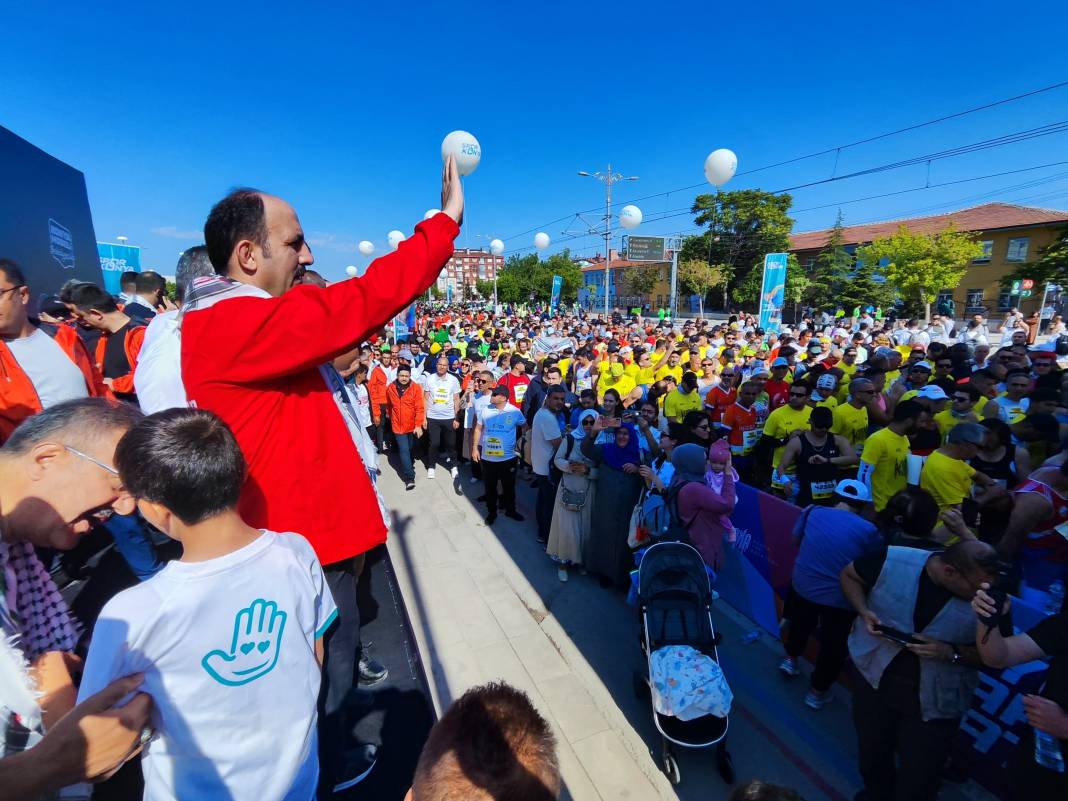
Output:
top-left (182, 157), bottom-right (462, 792)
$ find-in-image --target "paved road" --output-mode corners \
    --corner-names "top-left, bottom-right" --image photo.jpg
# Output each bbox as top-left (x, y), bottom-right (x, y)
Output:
top-left (378, 454), bottom-right (996, 801)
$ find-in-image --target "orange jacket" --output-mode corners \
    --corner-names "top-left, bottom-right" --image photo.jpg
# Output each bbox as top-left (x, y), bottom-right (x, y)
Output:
top-left (0, 324), bottom-right (108, 444)
top-left (369, 365), bottom-right (391, 420)
top-left (93, 325), bottom-right (146, 395)
top-left (386, 381), bottom-right (425, 434)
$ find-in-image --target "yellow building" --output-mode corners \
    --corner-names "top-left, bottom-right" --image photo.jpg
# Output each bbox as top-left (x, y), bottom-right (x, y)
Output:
top-left (578, 251), bottom-right (673, 310)
top-left (789, 203), bottom-right (1068, 317)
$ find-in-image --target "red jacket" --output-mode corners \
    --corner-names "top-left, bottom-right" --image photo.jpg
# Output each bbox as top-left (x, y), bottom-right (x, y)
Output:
top-left (386, 382), bottom-right (425, 434)
top-left (368, 366), bottom-right (391, 421)
top-left (0, 324), bottom-right (108, 443)
top-left (182, 214), bottom-right (458, 566)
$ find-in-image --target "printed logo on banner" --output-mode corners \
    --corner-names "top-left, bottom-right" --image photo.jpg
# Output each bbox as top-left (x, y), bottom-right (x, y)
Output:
top-left (48, 218), bottom-right (75, 269)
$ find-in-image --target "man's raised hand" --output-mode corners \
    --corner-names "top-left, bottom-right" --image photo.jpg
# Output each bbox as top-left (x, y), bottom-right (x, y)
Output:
top-left (442, 155), bottom-right (464, 226)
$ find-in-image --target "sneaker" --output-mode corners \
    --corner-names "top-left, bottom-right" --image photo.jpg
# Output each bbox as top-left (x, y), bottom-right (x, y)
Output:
top-left (450, 466), bottom-right (459, 479)
top-left (536, 533), bottom-right (548, 545)
top-left (332, 743), bottom-right (378, 792)
top-left (804, 689), bottom-right (829, 710)
top-left (505, 510), bottom-right (525, 522)
top-left (405, 481), bottom-right (415, 491)
top-left (427, 467), bottom-right (436, 480)
top-left (358, 652), bottom-right (389, 686)
top-left (485, 512), bottom-right (497, 525)
top-left (557, 567), bottom-right (569, 582)
top-left (778, 657), bottom-right (801, 678)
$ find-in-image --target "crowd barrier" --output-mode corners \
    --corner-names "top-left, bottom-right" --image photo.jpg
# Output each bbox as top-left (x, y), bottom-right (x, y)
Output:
top-left (717, 482), bottom-right (1050, 800)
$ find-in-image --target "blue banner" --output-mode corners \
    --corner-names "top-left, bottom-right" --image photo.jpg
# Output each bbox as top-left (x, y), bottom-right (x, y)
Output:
top-left (97, 242), bottom-right (141, 295)
top-left (550, 274), bottom-right (563, 313)
top-left (758, 252), bottom-right (787, 333)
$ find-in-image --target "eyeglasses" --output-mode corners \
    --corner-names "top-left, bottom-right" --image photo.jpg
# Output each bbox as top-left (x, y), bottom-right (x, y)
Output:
top-left (64, 446), bottom-right (120, 522)
top-left (0, 285), bottom-right (24, 298)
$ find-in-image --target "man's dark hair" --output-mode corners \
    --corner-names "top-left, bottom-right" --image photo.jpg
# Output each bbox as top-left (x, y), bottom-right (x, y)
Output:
top-left (355, 363), bottom-right (369, 377)
top-left (397, 364), bottom-right (412, 375)
top-left (0, 258), bottom-right (26, 287)
top-left (810, 406), bottom-right (833, 429)
top-left (67, 283), bottom-right (119, 314)
top-left (543, 386), bottom-right (565, 404)
top-left (175, 246), bottom-right (215, 302)
top-left (879, 489), bottom-right (940, 539)
top-left (955, 384), bottom-right (980, 402)
top-left (134, 270), bottom-right (165, 295)
top-left (120, 271), bottom-right (139, 291)
top-left (203, 188), bottom-right (269, 274)
top-left (114, 409), bottom-right (245, 526)
top-left (3, 397), bottom-right (143, 456)
top-left (579, 389), bottom-right (596, 401)
top-left (412, 682), bottom-right (560, 801)
top-left (509, 354), bottom-right (525, 368)
top-left (59, 279), bottom-right (91, 304)
top-left (893, 399), bottom-right (925, 423)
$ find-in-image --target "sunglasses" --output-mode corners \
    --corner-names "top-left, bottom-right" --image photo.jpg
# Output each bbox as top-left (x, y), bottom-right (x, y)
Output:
top-left (581, 418), bottom-right (595, 426)
top-left (953, 396), bottom-right (970, 403)
top-left (789, 391), bottom-right (808, 397)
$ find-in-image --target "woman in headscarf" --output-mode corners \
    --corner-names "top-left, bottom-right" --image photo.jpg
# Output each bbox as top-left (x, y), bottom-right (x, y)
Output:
top-left (548, 409), bottom-right (598, 582)
top-left (671, 440), bottom-right (737, 572)
top-left (581, 417), bottom-right (645, 588)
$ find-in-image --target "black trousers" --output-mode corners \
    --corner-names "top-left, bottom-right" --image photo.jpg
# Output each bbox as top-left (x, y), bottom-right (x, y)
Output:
top-left (482, 457), bottom-right (518, 514)
top-left (426, 417), bottom-right (456, 469)
top-left (318, 553), bottom-right (367, 788)
top-left (852, 675), bottom-right (960, 801)
top-left (782, 587), bottom-right (856, 692)
top-left (535, 473), bottom-right (557, 541)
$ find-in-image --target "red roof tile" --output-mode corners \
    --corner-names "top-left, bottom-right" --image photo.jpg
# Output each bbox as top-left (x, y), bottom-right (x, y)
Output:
top-left (789, 202), bottom-right (1068, 252)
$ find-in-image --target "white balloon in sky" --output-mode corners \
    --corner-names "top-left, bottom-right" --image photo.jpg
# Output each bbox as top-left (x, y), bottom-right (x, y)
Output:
top-left (424, 208), bottom-right (441, 220)
top-left (534, 232), bottom-right (550, 251)
top-left (345, 265), bottom-right (358, 278)
top-left (619, 204), bottom-right (643, 229)
top-left (704, 148), bottom-right (738, 186)
top-left (441, 130), bottom-right (482, 176)
top-left (358, 240), bottom-right (375, 256)
top-left (489, 238), bottom-right (505, 256)
top-left (388, 230), bottom-right (406, 250)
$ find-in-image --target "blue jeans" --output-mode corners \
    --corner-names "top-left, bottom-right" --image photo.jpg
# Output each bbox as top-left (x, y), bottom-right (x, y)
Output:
top-left (105, 513), bottom-right (164, 581)
top-left (395, 432), bottom-right (416, 482)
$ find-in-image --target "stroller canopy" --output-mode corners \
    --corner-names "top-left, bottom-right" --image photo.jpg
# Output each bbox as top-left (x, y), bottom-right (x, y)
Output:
top-left (638, 542), bottom-right (713, 606)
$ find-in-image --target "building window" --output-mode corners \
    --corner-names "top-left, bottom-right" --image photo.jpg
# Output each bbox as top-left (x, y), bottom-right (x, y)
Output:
top-left (997, 290), bottom-right (1013, 311)
top-left (1006, 237), bottom-right (1029, 262)
top-left (974, 241), bottom-right (993, 263)
top-left (966, 288), bottom-right (984, 308)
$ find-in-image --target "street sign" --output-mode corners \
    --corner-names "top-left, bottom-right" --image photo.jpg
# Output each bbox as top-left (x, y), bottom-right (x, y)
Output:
top-left (1011, 280), bottom-right (1021, 292)
top-left (1022, 279), bottom-right (1035, 290)
top-left (1021, 290), bottom-right (1032, 297)
top-left (625, 235), bottom-right (666, 261)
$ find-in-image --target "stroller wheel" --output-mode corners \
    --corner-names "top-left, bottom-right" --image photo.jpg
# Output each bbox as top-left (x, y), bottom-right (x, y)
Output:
top-left (716, 742), bottom-right (735, 784)
top-left (661, 754), bottom-right (680, 785)
top-left (632, 669), bottom-right (650, 700)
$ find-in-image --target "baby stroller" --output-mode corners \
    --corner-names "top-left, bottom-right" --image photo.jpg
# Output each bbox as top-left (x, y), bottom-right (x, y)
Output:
top-left (632, 541), bottom-right (734, 786)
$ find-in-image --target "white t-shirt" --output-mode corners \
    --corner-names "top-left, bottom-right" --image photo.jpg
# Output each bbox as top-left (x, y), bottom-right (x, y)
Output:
top-left (346, 381), bottom-right (372, 428)
top-left (476, 403), bottom-right (524, 462)
top-left (6, 327), bottom-right (87, 408)
top-left (531, 407), bottom-right (563, 476)
top-left (134, 310), bottom-right (187, 415)
top-left (424, 372), bottom-right (461, 421)
top-left (77, 530), bottom-right (336, 801)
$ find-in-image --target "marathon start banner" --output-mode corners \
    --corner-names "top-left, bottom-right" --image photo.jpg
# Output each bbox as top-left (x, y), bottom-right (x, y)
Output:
top-left (758, 253), bottom-right (788, 333)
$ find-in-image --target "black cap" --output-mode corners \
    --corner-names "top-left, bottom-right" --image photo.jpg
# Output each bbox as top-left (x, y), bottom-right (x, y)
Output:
top-left (491, 385), bottom-right (510, 398)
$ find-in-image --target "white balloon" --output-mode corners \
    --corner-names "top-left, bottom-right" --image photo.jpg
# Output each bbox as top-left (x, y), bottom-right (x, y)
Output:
top-left (424, 208), bottom-right (441, 220)
top-left (704, 148), bottom-right (738, 187)
top-left (534, 232), bottom-right (550, 251)
top-left (388, 230), bottom-right (405, 250)
top-left (345, 265), bottom-right (358, 278)
top-left (489, 238), bottom-right (505, 256)
top-left (619, 204), bottom-right (643, 229)
top-left (358, 240), bottom-right (375, 256)
top-left (441, 130), bottom-right (482, 177)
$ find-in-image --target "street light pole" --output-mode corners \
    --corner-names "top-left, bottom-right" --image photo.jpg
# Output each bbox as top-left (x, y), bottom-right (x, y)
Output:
top-left (578, 165), bottom-right (638, 319)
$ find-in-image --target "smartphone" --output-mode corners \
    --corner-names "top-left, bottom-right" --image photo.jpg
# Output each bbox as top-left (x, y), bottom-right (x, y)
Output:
top-left (874, 625), bottom-right (923, 646)
top-left (599, 415), bottom-right (621, 428)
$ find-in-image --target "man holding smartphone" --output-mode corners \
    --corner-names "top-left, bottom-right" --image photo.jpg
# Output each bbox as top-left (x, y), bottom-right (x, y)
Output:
top-left (839, 540), bottom-right (999, 801)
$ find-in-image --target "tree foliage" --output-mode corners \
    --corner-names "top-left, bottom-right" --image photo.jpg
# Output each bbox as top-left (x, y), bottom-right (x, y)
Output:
top-left (1001, 223), bottom-right (1068, 290)
top-left (494, 250), bottom-right (584, 304)
top-left (678, 259), bottom-right (729, 317)
top-left (474, 278), bottom-right (496, 299)
top-left (856, 224), bottom-right (982, 321)
top-left (621, 265), bottom-right (658, 297)
top-left (678, 189), bottom-right (794, 310)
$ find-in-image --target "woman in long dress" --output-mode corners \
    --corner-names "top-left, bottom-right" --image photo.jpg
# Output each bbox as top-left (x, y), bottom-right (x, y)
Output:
top-left (581, 418), bottom-right (644, 588)
top-left (547, 409), bottom-right (598, 582)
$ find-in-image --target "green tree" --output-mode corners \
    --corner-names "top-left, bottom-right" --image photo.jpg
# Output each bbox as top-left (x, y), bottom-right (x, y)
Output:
top-left (1001, 223), bottom-right (1068, 291)
top-left (495, 250), bottom-right (584, 304)
top-left (679, 189), bottom-right (795, 310)
top-left (783, 254), bottom-right (810, 322)
top-left (621, 265), bottom-right (658, 298)
top-left (474, 278), bottom-right (496, 300)
top-left (678, 259), bottom-right (729, 318)
top-left (856, 224), bottom-right (982, 322)
top-left (809, 210), bottom-right (853, 302)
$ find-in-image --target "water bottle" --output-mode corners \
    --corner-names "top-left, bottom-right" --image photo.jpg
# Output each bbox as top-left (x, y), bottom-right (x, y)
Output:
top-left (1046, 580), bottom-right (1065, 616)
top-left (1033, 729), bottom-right (1066, 773)
top-left (740, 629), bottom-right (761, 644)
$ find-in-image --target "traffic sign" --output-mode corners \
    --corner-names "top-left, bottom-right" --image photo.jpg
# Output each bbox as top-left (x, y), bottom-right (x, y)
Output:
top-left (1022, 279), bottom-right (1034, 290)
top-left (1011, 280), bottom-right (1021, 292)
top-left (625, 236), bottom-right (666, 262)
top-left (1021, 290), bottom-right (1032, 297)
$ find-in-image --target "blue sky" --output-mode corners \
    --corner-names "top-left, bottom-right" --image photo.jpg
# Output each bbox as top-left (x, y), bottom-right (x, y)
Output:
top-left (3, 1), bottom-right (1067, 280)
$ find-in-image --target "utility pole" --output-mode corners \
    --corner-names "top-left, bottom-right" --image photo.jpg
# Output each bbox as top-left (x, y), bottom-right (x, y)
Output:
top-left (578, 165), bottom-right (638, 318)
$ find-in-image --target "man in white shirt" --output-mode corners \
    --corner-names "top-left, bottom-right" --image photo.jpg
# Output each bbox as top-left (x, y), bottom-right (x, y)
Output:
top-left (133, 246), bottom-right (215, 414)
top-left (531, 387), bottom-right (565, 545)
top-left (472, 386), bottom-right (526, 525)
top-left (423, 355), bottom-right (461, 481)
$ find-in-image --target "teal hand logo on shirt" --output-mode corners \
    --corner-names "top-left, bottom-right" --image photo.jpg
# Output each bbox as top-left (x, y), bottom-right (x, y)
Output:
top-left (202, 599), bottom-right (287, 686)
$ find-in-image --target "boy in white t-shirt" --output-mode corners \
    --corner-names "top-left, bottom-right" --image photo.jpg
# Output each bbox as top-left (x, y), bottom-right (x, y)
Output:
top-left (77, 409), bottom-right (336, 801)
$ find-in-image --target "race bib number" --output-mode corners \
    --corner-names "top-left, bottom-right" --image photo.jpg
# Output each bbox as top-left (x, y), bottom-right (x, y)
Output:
top-left (742, 427), bottom-right (760, 455)
top-left (811, 479), bottom-right (836, 500)
top-left (433, 386), bottom-right (450, 405)
top-left (485, 435), bottom-right (505, 458)
top-left (514, 384), bottom-right (527, 403)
